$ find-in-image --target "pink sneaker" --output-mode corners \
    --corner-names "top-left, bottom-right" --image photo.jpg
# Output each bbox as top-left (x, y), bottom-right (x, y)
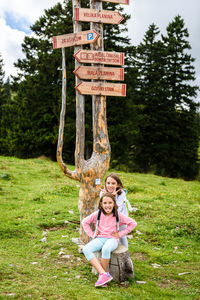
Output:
top-left (95, 272), bottom-right (113, 287)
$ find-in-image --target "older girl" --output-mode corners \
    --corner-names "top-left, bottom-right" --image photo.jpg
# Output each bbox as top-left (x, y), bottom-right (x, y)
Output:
top-left (100, 172), bottom-right (133, 247)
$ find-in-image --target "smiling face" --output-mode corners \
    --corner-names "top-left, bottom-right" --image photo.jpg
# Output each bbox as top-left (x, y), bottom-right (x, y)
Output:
top-left (101, 196), bottom-right (115, 215)
top-left (105, 176), bottom-right (118, 194)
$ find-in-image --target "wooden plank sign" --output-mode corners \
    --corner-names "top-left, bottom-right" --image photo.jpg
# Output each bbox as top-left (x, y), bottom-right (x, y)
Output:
top-left (75, 81), bottom-right (126, 97)
top-left (101, 0), bottom-right (129, 4)
top-left (74, 50), bottom-right (124, 66)
top-left (74, 66), bottom-right (124, 81)
top-left (53, 30), bottom-right (99, 49)
top-left (74, 8), bottom-right (124, 24)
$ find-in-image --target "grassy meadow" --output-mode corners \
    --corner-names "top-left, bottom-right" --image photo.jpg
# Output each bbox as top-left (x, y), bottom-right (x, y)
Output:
top-left (0, 156), bottom-right (199, 299)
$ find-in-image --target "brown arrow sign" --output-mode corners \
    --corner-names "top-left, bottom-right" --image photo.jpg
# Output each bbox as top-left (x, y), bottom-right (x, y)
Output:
top-left (53, 30), bottom-right (99, 49)
top-left (75, 81), bottom-right (126, 97)
top-left (73, 66), bottom-right (124, 81)
top-left (74, 50), bottom-right (124, 66)
top-left (74, 8), bottom-right (124, 24)
top-left (101, 0), bottom-right (129, 4)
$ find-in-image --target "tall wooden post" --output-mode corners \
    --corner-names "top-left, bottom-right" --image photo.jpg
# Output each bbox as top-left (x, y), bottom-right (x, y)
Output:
top-left (55, 0), bottom-right (127, 244)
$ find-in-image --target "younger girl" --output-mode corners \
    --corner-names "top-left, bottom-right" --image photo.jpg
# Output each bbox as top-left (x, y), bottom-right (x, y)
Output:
top-left (82, 192), bottom-right (137, 287)
top-left (100, 172), bottom-right (133, 248)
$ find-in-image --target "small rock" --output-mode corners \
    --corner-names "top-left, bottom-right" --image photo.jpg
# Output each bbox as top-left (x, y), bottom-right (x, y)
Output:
top-left (62, 235), bottom-right (68, 238)
top-left (75, 275), bottom-right (81, 279)
top-left (40, 237), bottom-right (47, 242)
top-left (152, 263), bottom-right (161, 268)
top-left (127, 235), bottom-right (133, 239)
top-left (58, 251), bottom-right (66, 256)
top-left (136, 281), bottom-right (146, 284)
top-left (71, 238), bottom-right (80, 244)
top-left (178, 272), bottom-right (191, 276)
top-left (78, 246), bottom-right (83, 254)
top-left (62, 255), bottom-right (74, 259)
top-left (132, 207), bottom-right (138, 212)
top-left (68, 210), bottom-right (74, 214)
top-left (120, 281), bottom-right (129, 287)
top-left (136, 230), bottom-right (142, 235)
top-left (42, 231), bottom-right (48, 236)
top-left (52, 218), bottom-right (56, 221)
top-left (31, 262), bottom-right (38, 265)
top-left (64, 220), bottom-right (69, 224)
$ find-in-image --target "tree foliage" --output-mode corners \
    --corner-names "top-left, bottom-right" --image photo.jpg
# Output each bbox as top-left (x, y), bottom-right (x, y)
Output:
top-left (0, 3), bottom-right (199, 180)
top-left (130, 16), bottom-right (199, 179)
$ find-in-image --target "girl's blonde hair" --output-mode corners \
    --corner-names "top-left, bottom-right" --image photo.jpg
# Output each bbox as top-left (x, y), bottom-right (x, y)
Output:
top-left (98, 192), bottom-right (118, 216)
top-left (104, 172), bottom-right (124, 195)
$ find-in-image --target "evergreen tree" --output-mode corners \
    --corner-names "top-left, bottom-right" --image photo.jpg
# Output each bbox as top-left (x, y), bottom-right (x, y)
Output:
top-left (132, 24), bottom-right (169, 172)
top-left (0, 54), bottom-right (6, 110)
top-left (0, 54), bottom-right (8, 154)
top-left (161, 15), bottom-right (199, 179)
top-left (131, 17), bottom-right (199, 179)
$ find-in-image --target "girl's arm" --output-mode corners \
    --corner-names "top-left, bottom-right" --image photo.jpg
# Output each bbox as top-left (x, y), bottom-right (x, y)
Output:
top-left (118, 212), bottom-right (137, 238)
top-left (81, 211), bottom-right (98, 238)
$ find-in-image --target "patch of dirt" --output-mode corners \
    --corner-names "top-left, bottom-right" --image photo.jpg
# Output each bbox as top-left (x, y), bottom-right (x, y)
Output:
top-left (157, 278), bottom-right (189, 289)
top-left (133, 252), bottom-right (148, 261)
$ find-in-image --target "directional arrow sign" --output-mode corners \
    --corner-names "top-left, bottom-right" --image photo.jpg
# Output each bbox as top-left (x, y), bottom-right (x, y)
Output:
top-left (75, 81), bottom-right (126, 97)
top-left (74, 50), bottom-right (124, 66)
top-left (101, 0), bottom-right (129, 4)
top-left (74, 8), bottom-right (124, 24)
top-left (53, 30), bottom-right (99, 49)
top-left (74, 66), bottom-right (124, 81)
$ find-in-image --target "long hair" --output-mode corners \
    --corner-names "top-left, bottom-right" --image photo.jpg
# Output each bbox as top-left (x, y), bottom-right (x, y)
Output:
top-left (98, 192), bottom-right (118, 216)
top-left (104, 172), bottom-right (124, 195)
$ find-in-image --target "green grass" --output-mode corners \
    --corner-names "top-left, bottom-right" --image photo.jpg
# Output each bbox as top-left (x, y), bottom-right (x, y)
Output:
top-left (0, 156), bottom-right (199, 300)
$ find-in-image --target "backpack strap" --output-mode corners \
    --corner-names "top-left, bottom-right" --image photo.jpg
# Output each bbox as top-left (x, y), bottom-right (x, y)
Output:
top-left (93, 209), bottom-right (120, 239)
top-left (116, 210), bottom-right (120, 231)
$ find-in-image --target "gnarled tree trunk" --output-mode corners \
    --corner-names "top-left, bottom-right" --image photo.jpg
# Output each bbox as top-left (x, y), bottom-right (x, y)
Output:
top-left (57, 0), bottom-right (110, 243)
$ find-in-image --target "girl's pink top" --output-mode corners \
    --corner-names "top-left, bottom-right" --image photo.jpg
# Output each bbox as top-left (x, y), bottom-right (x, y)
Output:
top-left (82, 210), bottom-right (137, 239)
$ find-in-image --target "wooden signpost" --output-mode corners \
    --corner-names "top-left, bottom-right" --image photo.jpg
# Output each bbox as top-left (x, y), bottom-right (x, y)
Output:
top-left (75, 81), bottom-right (126, 96)
top-left (73, 66), bottom-right (124, 81)
top-left (54, 0), bottom-right (129, 244)
top-left (101, 0), bottom-right (129, 4)
top-left (74, 8), bottom-right (124, 24)
top-left (74, 49), bottom-right (124, 65)
top-left (53, 30), bottom-right (100, 49)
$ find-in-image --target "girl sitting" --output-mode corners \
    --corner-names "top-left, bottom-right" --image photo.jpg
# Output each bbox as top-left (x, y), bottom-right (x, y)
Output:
top-left (82, 192), bottom-right (137, 287)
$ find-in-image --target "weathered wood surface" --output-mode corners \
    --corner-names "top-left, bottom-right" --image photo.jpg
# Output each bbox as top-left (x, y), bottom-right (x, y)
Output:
top-left (53, 30), bottom-right (99, 49)
top-left (73, 66), bottom-right (124, 81)
top-left (101, 0), bottom-right (129, 4)
top-left (75, 81), bottom-right (126, 97)
top-left (74, 49), bottom-right (124, 65)
top-left (57, 0), bottom-right (111, 244)
top-left (92, 244), bottom-right (134, 282)
top-left (74, 8), bottom-right (124, 24)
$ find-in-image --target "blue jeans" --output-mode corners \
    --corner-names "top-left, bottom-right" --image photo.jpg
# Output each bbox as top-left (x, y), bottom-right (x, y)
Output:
top-left (83, 237), bottom-right (119, 261)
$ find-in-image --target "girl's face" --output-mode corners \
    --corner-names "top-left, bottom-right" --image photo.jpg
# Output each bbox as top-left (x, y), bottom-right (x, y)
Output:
top-left (105, 177), bottom-right (118, 194)
top-left (101, 196), bottom-right (115, 215)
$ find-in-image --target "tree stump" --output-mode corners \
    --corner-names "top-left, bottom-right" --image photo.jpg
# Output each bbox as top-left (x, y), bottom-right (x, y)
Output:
top-left (92, 244), bottom-right (134, 282)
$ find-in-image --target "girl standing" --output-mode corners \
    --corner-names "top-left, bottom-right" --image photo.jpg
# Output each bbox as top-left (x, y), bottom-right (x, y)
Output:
top-left (100, 172), bottom-right (133, 248)
top-left (82, 192), bottom-right (137, 287)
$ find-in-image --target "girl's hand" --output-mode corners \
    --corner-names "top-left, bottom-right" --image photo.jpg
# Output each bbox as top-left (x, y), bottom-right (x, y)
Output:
top-left (100, 188), bottom-right (106, 194)
top-left (111, 232), bottom-right (120, 239)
